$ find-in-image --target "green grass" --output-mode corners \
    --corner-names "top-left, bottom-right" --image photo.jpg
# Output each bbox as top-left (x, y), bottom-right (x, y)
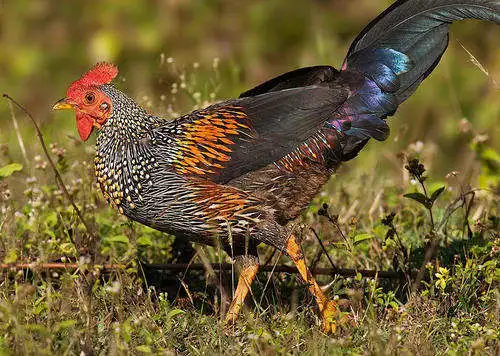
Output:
top-left (0, 1), bottom-right (499, 353)
top-left (0, 102), bottom-right (498, 353)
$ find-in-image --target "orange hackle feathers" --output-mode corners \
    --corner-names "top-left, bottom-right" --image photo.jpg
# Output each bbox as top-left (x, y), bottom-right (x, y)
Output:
top-left (173, 106), bottom-right (254, 176)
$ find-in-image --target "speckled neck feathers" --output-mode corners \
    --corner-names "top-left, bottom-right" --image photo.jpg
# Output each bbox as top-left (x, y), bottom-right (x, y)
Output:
top-left (94, 85), bottom-right (163, 215)
top-left (98, 85), bottom-right (161, 142)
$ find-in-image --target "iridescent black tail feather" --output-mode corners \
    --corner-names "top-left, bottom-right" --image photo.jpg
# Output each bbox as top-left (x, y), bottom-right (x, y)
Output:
top-left (343, 0), bottom-right (500, 102)
top-left (338, 0), bottom-right (500, 158)
top-left (238, 1), bottom-right (499, 165)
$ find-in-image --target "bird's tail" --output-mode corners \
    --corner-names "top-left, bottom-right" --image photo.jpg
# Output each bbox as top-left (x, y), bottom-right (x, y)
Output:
top-left (343, 0), bottom-right (499, 102)
top-left (334, 0), bottom-right (499, 158)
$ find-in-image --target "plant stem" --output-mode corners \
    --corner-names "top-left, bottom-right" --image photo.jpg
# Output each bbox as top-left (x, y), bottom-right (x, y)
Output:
top-left (310, 227), bottom-right (338, 273)
top-left (419, 179), bottom-right (435, 231)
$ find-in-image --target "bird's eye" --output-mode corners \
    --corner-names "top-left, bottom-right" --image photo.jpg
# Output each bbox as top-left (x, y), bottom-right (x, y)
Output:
top-left (100, 102), bottom-right (110, 112)
top-left (84, 92), bottom-right (95, 104)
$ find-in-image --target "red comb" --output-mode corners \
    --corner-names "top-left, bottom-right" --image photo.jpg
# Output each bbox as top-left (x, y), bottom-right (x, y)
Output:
top-left (77, 62), bottom-right (119, 86)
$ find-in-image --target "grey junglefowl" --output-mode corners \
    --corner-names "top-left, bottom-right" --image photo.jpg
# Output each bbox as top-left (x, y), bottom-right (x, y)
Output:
top-left (54, 0), bottom-right (499, 333)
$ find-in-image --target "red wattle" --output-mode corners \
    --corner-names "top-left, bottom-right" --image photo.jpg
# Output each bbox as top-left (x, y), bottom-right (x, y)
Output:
top-left (76, 112), bottom-right (94, 141)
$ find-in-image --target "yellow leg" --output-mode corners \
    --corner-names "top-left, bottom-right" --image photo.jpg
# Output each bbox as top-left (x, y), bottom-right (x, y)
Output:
top-left (285, 234), bottom-right (338, 333)
top-left (225, 260), bottom-right (259, 324)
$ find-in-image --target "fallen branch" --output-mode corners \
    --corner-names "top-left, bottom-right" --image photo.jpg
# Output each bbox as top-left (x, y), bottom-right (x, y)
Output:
top-left (0, 262), bottom-right (416, 279)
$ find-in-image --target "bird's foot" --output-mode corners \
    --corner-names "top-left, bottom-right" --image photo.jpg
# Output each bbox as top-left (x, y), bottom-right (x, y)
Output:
top-left (223, 305), bottom-right (246, 336)
top-left (321, 299), bottom-right (357, 334)
top-left (320, 300), bottom-right (339, 333)
top-left (224, 310), bottom-right (239, 325)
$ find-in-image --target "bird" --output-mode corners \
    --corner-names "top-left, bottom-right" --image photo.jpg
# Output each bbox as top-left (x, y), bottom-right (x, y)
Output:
top-left (53, 0), bottom-right (499, 333)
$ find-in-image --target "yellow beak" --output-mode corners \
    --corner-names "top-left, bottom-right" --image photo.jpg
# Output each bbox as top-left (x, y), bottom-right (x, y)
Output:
top-left (52, 98), bottom-right (74, 110)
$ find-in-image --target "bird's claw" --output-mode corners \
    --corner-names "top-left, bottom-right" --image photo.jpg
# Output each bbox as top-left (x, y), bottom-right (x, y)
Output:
top-left (321, 300), bottom-right (355, 334)
top-left (321, 300), bottom-right (339, 334)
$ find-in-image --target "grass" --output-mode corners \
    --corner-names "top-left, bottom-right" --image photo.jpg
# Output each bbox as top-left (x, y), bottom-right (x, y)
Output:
top-left (1, 55), bottom-right (499, 354)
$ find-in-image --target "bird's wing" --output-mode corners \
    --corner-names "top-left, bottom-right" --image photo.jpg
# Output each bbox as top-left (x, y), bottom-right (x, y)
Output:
top-left (154, 85), bottom-right (349, 183)
top-left (239, 66), bottom-right (341, 97)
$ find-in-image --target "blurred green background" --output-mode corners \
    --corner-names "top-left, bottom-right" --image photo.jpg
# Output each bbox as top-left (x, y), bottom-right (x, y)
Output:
top-left (1, 0), bottom-right (499, 183)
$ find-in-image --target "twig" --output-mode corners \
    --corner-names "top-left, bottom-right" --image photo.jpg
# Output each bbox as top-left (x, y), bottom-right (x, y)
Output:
top-left (318, 204), bottom-right (352, 251)
top-left (2, 94), bottom-right (97, 242)
top-left (262, 247), bottom-right (277, 267)
top-left (309, 227), bottom-right (338, 273)
top-left (410, 237), bottom-right (440, 296)
top-left (0, 262), bottom-right (124, 270)
top-left (438, 190), bottom-right (475, 233)
top-left (309, 246), bottom-right (323, 274)
top-left (0, 262), bottom-right (416, 279)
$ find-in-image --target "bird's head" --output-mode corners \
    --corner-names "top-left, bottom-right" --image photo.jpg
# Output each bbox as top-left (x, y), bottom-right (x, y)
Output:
top-left (53, 63), bottom-right (119, 141)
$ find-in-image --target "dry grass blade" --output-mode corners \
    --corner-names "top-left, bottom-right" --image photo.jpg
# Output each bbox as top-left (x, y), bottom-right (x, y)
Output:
top-left (458, 40), bottom-right (499, 89)
top-left (7, 100), bottom-right (29, 167)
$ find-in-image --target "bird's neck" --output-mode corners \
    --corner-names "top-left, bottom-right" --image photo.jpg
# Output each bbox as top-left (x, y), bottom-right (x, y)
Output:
top-left (93, 85), bottom-right (164, 213)
top-left (97, 85), bottom-right (162, 144)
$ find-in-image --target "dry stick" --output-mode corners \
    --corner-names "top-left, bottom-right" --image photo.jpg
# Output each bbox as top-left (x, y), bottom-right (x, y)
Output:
top-left (309, 246), bottom-right (323, 273)
top-left (309, 227), bottom-right (338, 273)
top-left (410, 237), bottom-right (439, 296)
top-left (262, 247), bottom-right (277, 267)
top-left (0, 262), bottom-right (414, 279)
top-left (2, 94), bottom-right (97, 241)
top-left (144, 264), bottom-right (412, 280)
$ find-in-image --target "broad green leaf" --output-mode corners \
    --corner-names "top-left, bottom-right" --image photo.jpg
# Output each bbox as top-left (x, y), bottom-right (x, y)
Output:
top-left (34, 302), bottom-right (48, 315)
top-left (136, 345), bottom-right (152, 353)
top-left (430, 186), bottom-right (445, 203)
top-left (332, 242), bottom-right (350, 250)
top-left (3, 250), bottom-right (18, 264)
top-left (136, 236), bottom-right (153, 246)
top-left (106, 235), bottom-right (129, 245)
top-left (438, 267), bottom-right (449, 275)
top-left (353, 233), bottom-right (374, 245)
top-left (427, 181), bottom-right (446, 194)
top-left (59, 242), bottom-right (76, 255)
top-left (0, 163), bottom-right (23, 178)
top-left (45, 211), bottom-right (58, 227)
top-left (24, 324), bottom-right (50, 335)
top-left (56, 319), bottom-right (77, 331)
top-left (482, 148), bottom-right (500, 163)
top-left (167, 309), bottom-right (185, 319)
top-left (373, 224), bottom-right (389, 239)
top-left (44, 229), bottom-right (56, 239)
top-left (403, 192), bottom-right (430, 208)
